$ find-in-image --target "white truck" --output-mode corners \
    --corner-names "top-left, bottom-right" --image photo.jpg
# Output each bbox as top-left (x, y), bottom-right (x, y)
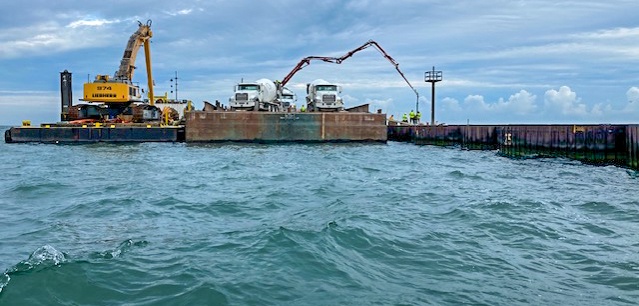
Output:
top-left (305, 79), bottom-right (344, 112)
top-left (278, 87), bottom-right (297, 109)
top-left (229, 78), bottom-right (280, 111)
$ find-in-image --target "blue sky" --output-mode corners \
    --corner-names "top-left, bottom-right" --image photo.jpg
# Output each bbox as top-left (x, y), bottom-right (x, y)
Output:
top-left (1, 0), bottom-right (639, 125)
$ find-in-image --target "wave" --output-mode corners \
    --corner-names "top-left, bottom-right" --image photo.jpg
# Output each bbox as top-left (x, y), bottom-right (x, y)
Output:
top-left (446, 170), bottom-right (484, 181)
top-left (90, 239), bottom-right (149, 260)
top-left (1, 245), bottom-right (66, 294)
top-left (1, 240), bottom-right (147, 295)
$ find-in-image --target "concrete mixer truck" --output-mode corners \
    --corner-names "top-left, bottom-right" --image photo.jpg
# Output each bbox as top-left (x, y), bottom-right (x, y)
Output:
top-left (306, 79), bottom-right (343, 112)
top-left (229, 78), bottom-right (280, 111)
top-left (278, 87), bottom-right (297, 109)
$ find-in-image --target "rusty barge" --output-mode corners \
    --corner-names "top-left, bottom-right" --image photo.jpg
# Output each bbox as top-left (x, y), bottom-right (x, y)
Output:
top-left (3, 66), bottom-right (387, 144)
top-left (4, 110), bottom-right (386, 144)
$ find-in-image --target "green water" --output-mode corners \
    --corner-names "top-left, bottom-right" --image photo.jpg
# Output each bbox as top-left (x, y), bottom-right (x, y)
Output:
top-left (1, 134), bottom-right (638, 305)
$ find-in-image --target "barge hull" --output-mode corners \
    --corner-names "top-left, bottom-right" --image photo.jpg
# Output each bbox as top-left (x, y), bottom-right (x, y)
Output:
top-left (185, 111), bottom-right (387, 143)
top-left (5, 126), bottom-right (185, 143)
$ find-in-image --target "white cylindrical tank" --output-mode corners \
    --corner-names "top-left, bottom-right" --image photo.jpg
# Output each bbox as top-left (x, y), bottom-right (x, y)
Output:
top-left (310, 79), bottom-right (330, 86)
top-left (255, 78), bottom-right (277, 103)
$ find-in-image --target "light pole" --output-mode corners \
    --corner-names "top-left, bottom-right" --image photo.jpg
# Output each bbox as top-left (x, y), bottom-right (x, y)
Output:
top-left (424, 66), bottom-right (442, 126)
top-left (170, 71), bottom-right (178, 101)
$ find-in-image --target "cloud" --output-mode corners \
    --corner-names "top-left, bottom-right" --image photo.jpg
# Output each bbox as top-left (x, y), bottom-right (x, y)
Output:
top-left (0, 19), bottom-right (119, 59)
top-left (544, 86), bottom-right (587, 116)
top-left (165, 9), bottom-right (194, 16)
top-left (572, 26), bottom-right (639, 40)
top-left (464, 95), bottom-right (489, 111)
top-left (500, 90), bottom-right (537, 115)
top-left (590, 103), bottom-right (612, 116)
top-left (626, 87), bottom-right (639, 103)
top-left (341, 94), bottom-right (359, 105)
top-left (460, 90), bottom-right (537, 115)
top-left (441, 97), bottom-right (462, 112)
top-left (364, 97), bottom-right (393, 112)
top-left (623, 87), bottom-right (639, 113)
top-left (66, 18), bottom-right (120, 28)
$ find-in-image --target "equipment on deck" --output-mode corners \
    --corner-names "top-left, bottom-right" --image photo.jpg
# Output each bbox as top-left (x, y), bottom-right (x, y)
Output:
top-left (81, 20), bottom-right (155, 107)
top-left (229, 78), bottom-right (280, 111)
top-left (279, 40), bottom-right (419, 111)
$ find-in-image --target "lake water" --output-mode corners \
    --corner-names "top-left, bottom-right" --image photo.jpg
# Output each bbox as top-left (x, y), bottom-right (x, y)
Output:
top-left (1, 130), bottom-right (638, 305)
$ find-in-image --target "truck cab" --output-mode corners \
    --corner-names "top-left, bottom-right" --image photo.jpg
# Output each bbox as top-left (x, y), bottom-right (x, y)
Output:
top-left (278, 87), bottom-right (297, 110)
top-left (306, 79), bottom-right (343, 112)
top-left (229, 78), bottom-right (279, 111)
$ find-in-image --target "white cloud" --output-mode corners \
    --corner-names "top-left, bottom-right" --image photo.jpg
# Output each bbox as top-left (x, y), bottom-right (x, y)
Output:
top-left (623, 87), bottom-right (639, 113)
top-left (341, 94), bottom-right (359, 105)
top-left (500, 90), bottom-right (537, 115)
top-left (572, 26), bottom-right (639, 40)
top-left (626, 87), bottom-right (639, 103)
top-left (544, 86), bottom-right (587, 116)
top-left (165, 9), bottom-right (194, 16)
top-left (589, 103), bottom-right (612, 116)
top-left (66, 18), bottom-right (120, 28)
top-left (460, 90), bottom-right (537, 115)
top-left (441, 97), bottom-right (462, 112)
top-left (0, 20), bottom-right (118, 59)
top-left (464, 95), bottom-right (489, 111)
top-left (364, 97), bottom-right (393, 112)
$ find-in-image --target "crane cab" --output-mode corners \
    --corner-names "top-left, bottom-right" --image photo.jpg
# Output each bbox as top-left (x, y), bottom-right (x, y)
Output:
top-left (82, 75), bottom-right (142, 103)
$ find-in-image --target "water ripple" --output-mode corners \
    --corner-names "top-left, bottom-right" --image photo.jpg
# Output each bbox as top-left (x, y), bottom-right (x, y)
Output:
top-left (1, 139), bottom-right (639, 305)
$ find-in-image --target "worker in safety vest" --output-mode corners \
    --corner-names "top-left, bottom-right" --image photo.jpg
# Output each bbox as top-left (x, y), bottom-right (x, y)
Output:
top-left (300, 104), bottom-right (307, 112)
top-left (409, 110), bottom-right (415, 124)
top-left (416, 111), bottom-right (421, 123)
top-left (402, 113), bottom-right (408, 122)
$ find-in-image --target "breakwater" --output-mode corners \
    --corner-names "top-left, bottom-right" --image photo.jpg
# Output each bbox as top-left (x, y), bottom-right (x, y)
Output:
top-left (388, 124), bottom-right (639, 170)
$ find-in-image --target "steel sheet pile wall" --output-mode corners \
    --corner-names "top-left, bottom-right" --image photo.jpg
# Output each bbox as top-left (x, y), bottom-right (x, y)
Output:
top-left (628, 125), bottom-right (639, 170)
top-left (185, 111), bottom-right (387, 143)
top-left (412, 125), bottom-right (462, 147)
top-left (404, 125), bottom-right (497, 149)
top-left (386, 124), bottom-right (638, 170)
top-left (387, 124), bottom-right (413, 142)
top-left (5, 126), bottom-right (183, 143)
top-left (498, 125), bottom-right (627, 166)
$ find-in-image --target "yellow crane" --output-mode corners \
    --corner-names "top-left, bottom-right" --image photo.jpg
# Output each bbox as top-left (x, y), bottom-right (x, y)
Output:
top-left (82, 20), bottom-right (155, 106)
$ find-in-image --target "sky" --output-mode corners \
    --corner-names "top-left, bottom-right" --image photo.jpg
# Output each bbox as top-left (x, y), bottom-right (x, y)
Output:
top-left (1, 0), bottom-right (639, 125)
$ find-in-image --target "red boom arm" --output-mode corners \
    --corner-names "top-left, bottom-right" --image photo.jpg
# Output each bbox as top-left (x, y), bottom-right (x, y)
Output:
top-left (280, 40), bottom-right (418, 98)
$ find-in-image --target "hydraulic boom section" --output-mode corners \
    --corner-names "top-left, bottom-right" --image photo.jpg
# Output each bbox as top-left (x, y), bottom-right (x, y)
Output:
top-left (116, 20), bottom-right (153, 86)
top-left (82, 20), bottom-right (155, 105)
top-left (280, 40), bottom-right (418, 99)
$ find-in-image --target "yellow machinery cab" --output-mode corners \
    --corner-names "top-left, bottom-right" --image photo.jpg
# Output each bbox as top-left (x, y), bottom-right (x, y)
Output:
top-left (83, 75), bottom-right (142, 103)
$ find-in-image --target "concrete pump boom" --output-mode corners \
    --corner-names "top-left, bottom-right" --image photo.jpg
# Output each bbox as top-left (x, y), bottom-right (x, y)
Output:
top-left (280, 40), bottom-right (419, 100)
